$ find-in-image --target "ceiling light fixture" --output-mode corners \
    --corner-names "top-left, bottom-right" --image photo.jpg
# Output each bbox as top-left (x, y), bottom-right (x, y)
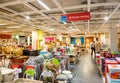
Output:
top-left (25, 16), bottom-right (31, 20)
top-left (48, 28), bottom-right (54, 31)
top-left (63, 21), bottom-right (67, 25)
top-left (37, 0), bottom-right (51, 11)
top-left (104, 16), bottom-right (109, 21)
top-left (7, 26), bottom-right (21, 28)
top-left (117, 24), bottom-right (120, 27)
top-left (0, 23), bottom-right (7, 26)
top-left (2, 31), bottom-right (11, 32)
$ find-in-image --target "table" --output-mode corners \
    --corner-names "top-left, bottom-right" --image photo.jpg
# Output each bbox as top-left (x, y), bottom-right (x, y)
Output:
top-left (106, 73), bottom-right (120, 83)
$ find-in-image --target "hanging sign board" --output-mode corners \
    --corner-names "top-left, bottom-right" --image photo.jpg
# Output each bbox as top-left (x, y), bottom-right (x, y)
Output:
top-left (60, 12), bottom-right (90, 22)
top-left (45, 37), bottom-right (54, 43)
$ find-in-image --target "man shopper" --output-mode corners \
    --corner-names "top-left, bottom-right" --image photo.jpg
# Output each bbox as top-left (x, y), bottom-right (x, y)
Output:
top-left (91, 41), bottom-right (96, 56)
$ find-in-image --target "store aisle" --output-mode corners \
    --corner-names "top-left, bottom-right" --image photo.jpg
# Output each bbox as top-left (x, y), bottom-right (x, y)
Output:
top-left (71, 53), bottom-right (103, 83)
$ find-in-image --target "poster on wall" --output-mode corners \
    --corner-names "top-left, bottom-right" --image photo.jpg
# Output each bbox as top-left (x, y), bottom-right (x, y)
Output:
top-left (71, 37), bottom-right (76, 44)
top-left (80, 37), bottom-right (84, 45)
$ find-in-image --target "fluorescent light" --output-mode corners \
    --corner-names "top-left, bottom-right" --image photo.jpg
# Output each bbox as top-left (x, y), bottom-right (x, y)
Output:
top-left (63, 21), bottom-right (67, 25)
top-left (48, 28), bottom-right (54, 31)
top-left (25, 16), bottom-right (31, 20)
top-left (104, 16), bottom-right (109, 21)
top-left (117, 24), bottom-right (120, 27)
top-left (2, 31), bottom-right (11, 32)
top-left (0, 23), bottom-right (7, 26)
top-left (7, 26), bottom-right (21, 28)
top-left (37, 0), bottom-right (50, 11)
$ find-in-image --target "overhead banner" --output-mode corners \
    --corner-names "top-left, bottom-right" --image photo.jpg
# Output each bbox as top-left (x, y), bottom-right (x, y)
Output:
top-left (61, 12), bottom-right (90, 22)
top-left (45, 37), bottom-right (54, 43)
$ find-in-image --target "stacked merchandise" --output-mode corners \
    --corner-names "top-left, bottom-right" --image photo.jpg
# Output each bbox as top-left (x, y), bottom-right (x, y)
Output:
top-left (105, 60), bottom-right (118, 74)
top-left (96, 54), bottom-right (101, 66)
top-left (106, 64), bottom-right (120, 83)
top-left (100, 51), bottom-right (120, 75)
top-left (57, 47), bottom-right (66, 54)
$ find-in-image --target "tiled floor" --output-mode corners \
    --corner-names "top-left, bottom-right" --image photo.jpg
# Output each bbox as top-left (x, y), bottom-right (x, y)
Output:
top-left (71, 53), bottom-right (104, 83)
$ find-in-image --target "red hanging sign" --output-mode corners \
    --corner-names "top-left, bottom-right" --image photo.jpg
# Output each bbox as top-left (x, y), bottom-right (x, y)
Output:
top-left (0, 34), bottom-right (11, 39)
top-left (45, 37), bottom-right (54, 43)
top-left (66, 12), bottom-right (90, 22)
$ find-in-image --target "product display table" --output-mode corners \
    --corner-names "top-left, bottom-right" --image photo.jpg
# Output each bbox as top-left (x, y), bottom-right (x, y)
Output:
top-left (105, 60), bottom-right (118, 73)
top-left (106, 64), bottom-right (120, 83)
top-left (108, 64), bottom-right (120, 73)
top-left (106, 73), bottom-right (120, 83)
top-left (96, 54), bottom-right (100, 66)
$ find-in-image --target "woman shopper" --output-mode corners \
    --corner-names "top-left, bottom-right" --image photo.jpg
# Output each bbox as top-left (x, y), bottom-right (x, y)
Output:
top-left (95, 41), bottom-right (101, 54)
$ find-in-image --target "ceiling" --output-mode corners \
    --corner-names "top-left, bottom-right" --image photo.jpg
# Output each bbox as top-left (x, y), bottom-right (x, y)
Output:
top-left (0, 0), bottom-right (120, 35)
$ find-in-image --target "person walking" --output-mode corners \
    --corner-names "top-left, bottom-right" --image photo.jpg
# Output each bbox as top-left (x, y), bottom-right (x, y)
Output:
top-left (91, 41), bottom-right (96, 56)
top-left (95, 41), bottom-right (101, 54)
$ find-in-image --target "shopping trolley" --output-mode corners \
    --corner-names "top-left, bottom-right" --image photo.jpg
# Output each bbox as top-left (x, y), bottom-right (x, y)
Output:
top-left (23, 65), bottom-right (36, 80)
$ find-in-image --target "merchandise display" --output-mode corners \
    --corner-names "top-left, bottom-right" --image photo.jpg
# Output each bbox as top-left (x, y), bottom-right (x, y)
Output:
top-left (106, 64), bottom-right (120, 83)
top-left (0, 67), bottom-right (15, 82)
top-left (0, 0), bottom-right (120, 83)
top-left (96, 53), bottom-right (101, 66)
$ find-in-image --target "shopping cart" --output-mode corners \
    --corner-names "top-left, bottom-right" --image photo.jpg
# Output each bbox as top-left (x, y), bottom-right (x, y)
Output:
top-left (23, 65), bottom-right (36, 80)
top-left (56, 70), bottom-right (74, 83)
top-left (40, 70), bottom-right (54, 83)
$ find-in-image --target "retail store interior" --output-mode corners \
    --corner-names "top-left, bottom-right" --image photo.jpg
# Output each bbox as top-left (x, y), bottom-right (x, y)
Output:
top-left (0, 0), bottom-right (120, 83)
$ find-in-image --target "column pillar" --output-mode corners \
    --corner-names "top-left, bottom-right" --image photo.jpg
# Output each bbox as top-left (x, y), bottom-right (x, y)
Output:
top-left (109, 27), bottom-right (118, 52)
top-left (27, 36), bottom-right (30, 46)
top-left (32, 30), bottom-right (43, 50)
